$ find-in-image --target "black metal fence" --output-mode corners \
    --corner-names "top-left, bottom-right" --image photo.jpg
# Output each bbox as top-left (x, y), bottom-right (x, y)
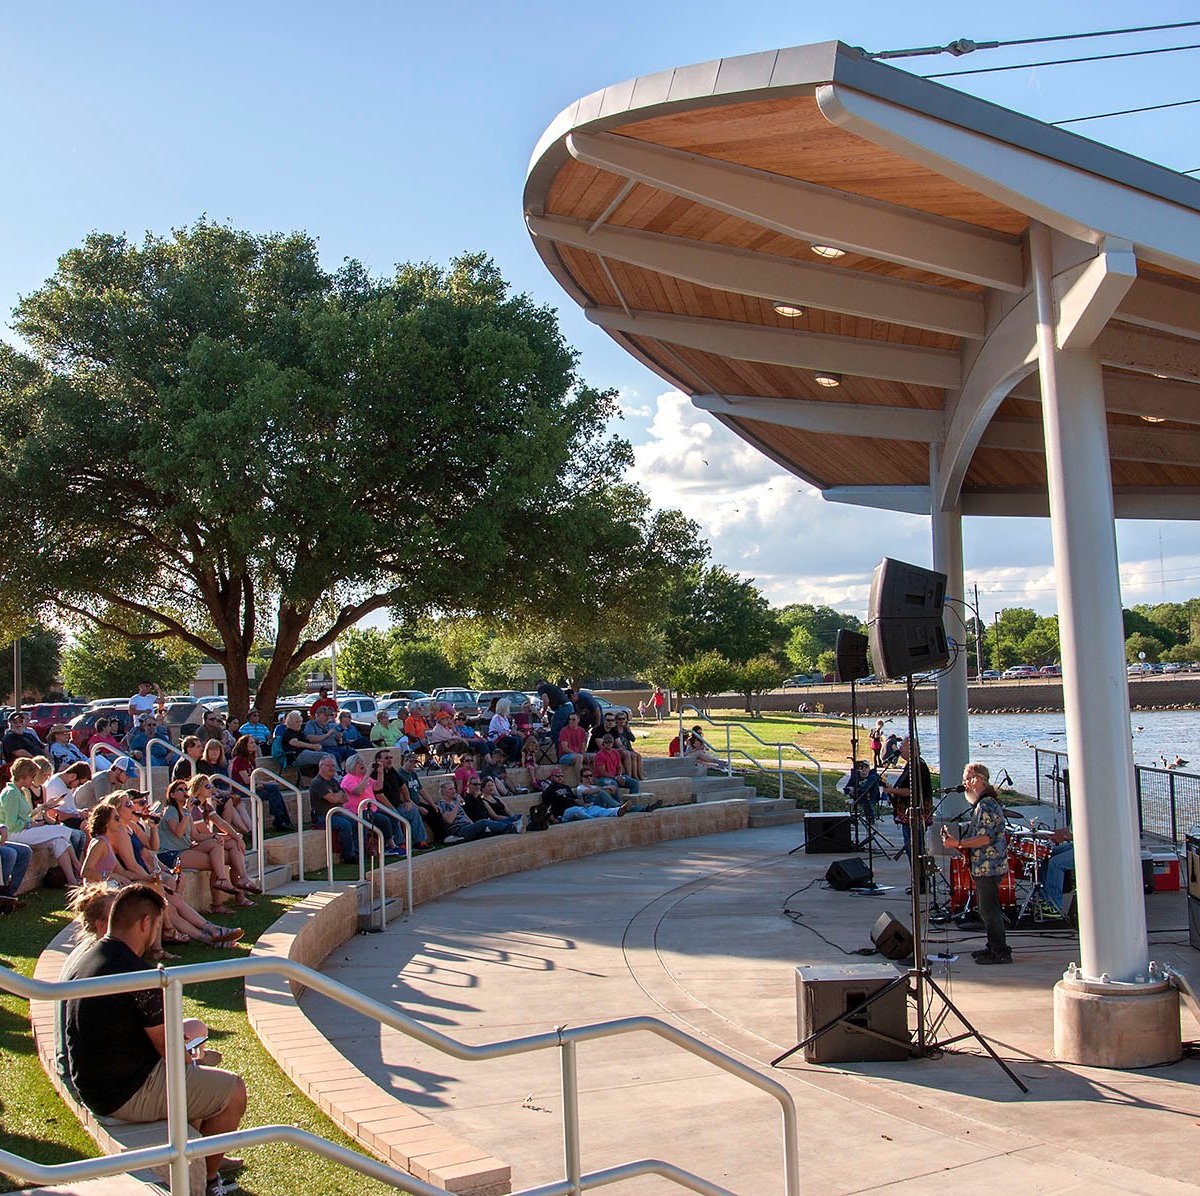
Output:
top-left (1032, 745), bottom-right (1200, 848)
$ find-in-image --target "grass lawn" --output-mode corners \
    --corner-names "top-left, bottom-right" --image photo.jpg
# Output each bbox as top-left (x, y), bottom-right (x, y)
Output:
top-left (0, 887), bottom-right (409, 1196)
top-left (630, 708), bottom-right (869, 769)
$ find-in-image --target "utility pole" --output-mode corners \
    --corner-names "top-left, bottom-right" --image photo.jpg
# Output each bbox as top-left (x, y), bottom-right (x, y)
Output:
top-left (12, 636), bottom-right (22, 712)
top-left (975, 583), bottom-right (985, 681)
top-left (993, 611), bottom-right (1001, 673)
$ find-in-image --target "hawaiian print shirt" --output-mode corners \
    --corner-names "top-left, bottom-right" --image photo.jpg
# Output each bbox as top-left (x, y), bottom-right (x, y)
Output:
top-left (966, 795), bottom-right (1008, 878)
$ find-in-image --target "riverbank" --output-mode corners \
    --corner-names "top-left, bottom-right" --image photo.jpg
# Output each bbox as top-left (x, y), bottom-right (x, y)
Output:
top-left (606, 674), bottom-right (1200, 717)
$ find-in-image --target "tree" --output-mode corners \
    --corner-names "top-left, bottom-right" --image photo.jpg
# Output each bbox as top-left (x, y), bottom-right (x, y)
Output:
top-left (1125, 632), bottom-right (1164, 664)
top-left (390, 637), bottom-right (454, 692)
top-left (660, 563), bottom-right (776, 665)
top-left (0, 222), bottom-right (682, 716)
top-left (0, 624), bottom-right (64, 702)
top-left (61, 623), bottom-right (200, 698)
top-left (732, 654), bottom-right (785, 715)
top-left (671, 651), bottom-right (738, 712)
top-left (335, 628), bottom-right (395, 694)
top-left (780, 605), bottom-right (862, 672)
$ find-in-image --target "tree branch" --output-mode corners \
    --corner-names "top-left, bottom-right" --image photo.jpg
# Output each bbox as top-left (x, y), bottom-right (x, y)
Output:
top-left (90, 591), bottom-right (222, 657)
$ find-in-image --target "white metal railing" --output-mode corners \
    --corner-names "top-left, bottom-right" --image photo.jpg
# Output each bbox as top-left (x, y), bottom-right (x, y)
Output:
top-left (677, 706), bottom-right (826, 808)
top-left (140, 739), bottom-right (193, 806)
top-left (0, 955), bottom-right (799, 1196)
top-left (88, 742), bottom-right (134, 779)
top-left (251, 767), bottom-right (307, 881)
top-left (324, 808), bottom-right (390, 930)
top-left (361, 797), bottom-right (414, 918)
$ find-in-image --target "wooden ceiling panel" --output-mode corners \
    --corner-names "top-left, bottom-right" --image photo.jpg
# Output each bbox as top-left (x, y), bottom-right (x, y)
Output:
top-left (963, 448), bottom-right (1045, 489)
top-left (617, 95), bottom-right (1029, 236)
top-left (734, 418), bottom-right (930, 487)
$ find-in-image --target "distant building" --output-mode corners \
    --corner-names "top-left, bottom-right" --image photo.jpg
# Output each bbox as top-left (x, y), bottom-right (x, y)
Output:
top-left (191, 659), bottom-right (254, 699)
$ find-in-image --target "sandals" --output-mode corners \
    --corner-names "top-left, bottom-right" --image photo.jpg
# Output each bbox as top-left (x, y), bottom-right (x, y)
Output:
top-left (234, 896), bottom-right (255, 908)
top-left (161, 930), bottom-right (191, 945)
top-left (234, 880), bottom-right (262, 893)
top-left (211, 880), bottom-right (238, 894)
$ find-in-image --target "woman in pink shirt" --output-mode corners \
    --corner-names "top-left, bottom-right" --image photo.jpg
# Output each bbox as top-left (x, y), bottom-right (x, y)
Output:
top-left (452, 753), bottom-right (479, 796)
top-left (339, 756), bottom-right (406, 856)
top-left (556, 713), bottom-right (589, 766)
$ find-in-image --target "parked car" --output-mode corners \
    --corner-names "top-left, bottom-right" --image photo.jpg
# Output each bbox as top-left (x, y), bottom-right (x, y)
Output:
top-left (1127, 662), bottom-right (1150, 676)
top-left (1161, 662), bottom-right (1184, 674)
top-left (783, 673), bottom-right (823, 687)
top-left (380, 690), bottom-right (430, 703)
top-left (336, 694), bottom-right (380, 723)
top-left (978, 669), bottom-right (1001, 681)
top-left (87, 697), bottom-right (129, 710)
top-left (1038, 664), bottom-right (1062, 677)
top-left (476, 690), bottom-right (536, 716)
top-left (68, 700), bottom-right (208, 751)
top-left (593, 695), bottom-right (633, 720)
top-left (375, 697), bottom-right (413, 722)
top-left (22, 702), bottom-right (89, 739)
top-left (1001, 665), bottom-right (1039, 679)
top-left (429, 688), bottom-right (482, 719)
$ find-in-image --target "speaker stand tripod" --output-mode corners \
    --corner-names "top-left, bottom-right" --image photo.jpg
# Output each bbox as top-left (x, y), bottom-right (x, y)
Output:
top-left (772, 674), bottom-right (1028, 1093)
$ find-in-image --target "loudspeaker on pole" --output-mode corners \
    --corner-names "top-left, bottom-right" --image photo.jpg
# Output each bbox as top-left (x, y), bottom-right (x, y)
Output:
top-left (867, 558), bottom-right (951, 680)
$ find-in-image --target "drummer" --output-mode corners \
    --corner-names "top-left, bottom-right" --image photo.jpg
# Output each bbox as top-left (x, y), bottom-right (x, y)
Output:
top-left (1041, 827), bottom-right (1074, 917)
top-left (941, 762), bottom-right (1012, 966)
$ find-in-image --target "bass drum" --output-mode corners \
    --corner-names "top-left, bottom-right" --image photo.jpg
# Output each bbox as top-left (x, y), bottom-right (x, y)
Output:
top-left (949, 855), bottom-right (1016, 912)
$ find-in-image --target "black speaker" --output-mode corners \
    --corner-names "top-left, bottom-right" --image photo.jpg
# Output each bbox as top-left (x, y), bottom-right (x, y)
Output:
top-left (867, 558), bottom-right (950, 680)
top-left (871, 910), bottom-right (914, 960)
top-left (805, 813), bottom-right (853, 854)
top-left (834, 629), bottom-right (870, 683)
top-left (826, 857), bottom-right (873, 890)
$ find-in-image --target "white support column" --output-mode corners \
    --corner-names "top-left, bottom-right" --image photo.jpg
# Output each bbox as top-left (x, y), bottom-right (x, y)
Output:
top-left (1030, 223), bottom-right (1178, 1066)
top-left (930, 446), bottom-right (969, 819)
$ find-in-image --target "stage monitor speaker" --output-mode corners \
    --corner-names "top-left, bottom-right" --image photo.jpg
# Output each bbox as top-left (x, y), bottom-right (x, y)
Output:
top-left (867, 558), bottom-right (950, 680)
top-left (826, 857), bottom-right (873, 890)
top-left (871, 910), bottom-right (914, 961)
top-left (795, 963), bottom-right (910, 1063)
top-left (805, 812), bottom-right (853, 854)
top-left (834, 629), bottom-right (870, 683)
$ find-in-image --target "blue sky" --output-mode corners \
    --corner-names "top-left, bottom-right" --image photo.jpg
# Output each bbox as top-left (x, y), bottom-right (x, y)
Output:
top-left (3, 2), bottom-right (1199, 621)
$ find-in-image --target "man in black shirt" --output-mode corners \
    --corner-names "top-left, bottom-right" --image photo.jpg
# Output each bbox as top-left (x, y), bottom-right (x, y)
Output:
top-left (536, 679), bottom-right (572, 740)
top-left (882, 736), bottom-right (934, 867)
top-left (64, 884), bottom-right (247, 1194)
top-left (2, 712), bottom-right (44, 764)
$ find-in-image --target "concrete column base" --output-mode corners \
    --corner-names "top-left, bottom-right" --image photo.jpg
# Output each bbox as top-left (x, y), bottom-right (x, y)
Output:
top-left (1053, 975), bottom-right (1181, 1069)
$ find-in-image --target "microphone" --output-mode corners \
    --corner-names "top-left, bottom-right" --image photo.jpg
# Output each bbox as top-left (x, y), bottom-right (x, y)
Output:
top-left (938, 784), bottom-right (966, 794)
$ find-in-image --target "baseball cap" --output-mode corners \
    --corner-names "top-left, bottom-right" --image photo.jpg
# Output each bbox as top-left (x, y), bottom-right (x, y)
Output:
top-left (100, 755), bottom-right (140, 776)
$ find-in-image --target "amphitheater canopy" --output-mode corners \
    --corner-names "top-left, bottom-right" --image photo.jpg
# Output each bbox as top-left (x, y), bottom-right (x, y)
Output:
top-left (524, 40), bottom-right (1200, 521)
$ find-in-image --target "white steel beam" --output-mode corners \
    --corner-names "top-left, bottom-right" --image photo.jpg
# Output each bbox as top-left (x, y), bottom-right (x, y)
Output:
top-left (566, 130), bottom-right (1025, 291)
top-left (1055, 238), bottom-right (1136, 350)
top-left (980, 416), bottom-right (1200, 467)
top-left (528, 214), bottom-right (987, 339)
top-left (1096, 325), bottom-right (1200, 384)
top-left (587, 307), bottom-right (961, 388)
top-left (693, 393), bottom-right (944, 441)
top-left (1117, 275), bottom-right (1200, 342)
top-left (821, 486), bottom-right (931, 514)
top-left (816, 82), bottom-right (1200, 285)
top-left (959, 490), bottom-right (1200, 519)
top-left (1101, 373), bottom-right (1200, 425)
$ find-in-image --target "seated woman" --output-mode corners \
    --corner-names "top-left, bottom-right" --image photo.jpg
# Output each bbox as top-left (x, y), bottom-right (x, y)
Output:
top-left (452, 752), bottom-right (479, 796)
top-left (229, 735), bottom-right (294, 832)
top-left (372, 750), bottom-right (429, 849)
top-left (172, 735), bottom-right (203, 782)
top-left (186, 775), bottom-right (260, 897)
top-left (110, 792), bottom-right (243, 947)
top-left (87, 717), bottom-right (123, 757)
top-left (612, 713), bottom-right (644, 782)
top-left (433, 779), bottom-right (521, 843)
top-left (487, 700), bottom-right (523, 764)
top-left (683, 727), bottom-right (730, 772)
top-left (198, 737), bottom-right (256, 838)
top-left (478, 748), bottom-right (516, 797)
top-left (396, 752), bottom-right (443, 843)
top-left (556, 712), bottom-right (590, 768)
top-left (281, 710), bottom-right (331, 772)
top-left (464, 777), bottom-right (520, 830)
top-left (157, 779), bottom-right (248, 913)
top-left (339, 756), bottom-right (406, 856)
top-left (0, 758), bottom-right (83, 886)
top-left (47, 725), bottom-right (88, 771)
top-left (427, 712), bottom-right (469, 765)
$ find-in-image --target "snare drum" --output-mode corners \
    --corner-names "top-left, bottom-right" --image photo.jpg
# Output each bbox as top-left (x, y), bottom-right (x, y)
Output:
top-left (1009, 835), bottom-right (1051, 879)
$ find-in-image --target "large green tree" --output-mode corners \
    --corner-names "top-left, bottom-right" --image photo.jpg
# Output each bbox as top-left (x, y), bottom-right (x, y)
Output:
top-left (1, 624), bottom-right (65, 702)
top-left (60, 623), bottom-right (200, 699)
top-left (0, 221), bottom-right (678, 715)
top-left (779, 604), bottom-right (862, 672)
top-left (661, 563), bottom-right (777, 665)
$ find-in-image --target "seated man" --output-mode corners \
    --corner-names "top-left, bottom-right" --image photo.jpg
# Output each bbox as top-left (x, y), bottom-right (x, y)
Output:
top-left (75, 755), bottom-right (141, 813)
top-left (592, 735), bottom-right (640, 795)
top-left (556, 712), bottom-right (589, 767)
top-left (308, 755), bottom-right (359, 865)
top-left (842, 760), bottom-right (883, 826)
top-left (433, 779), bottom-right (521, 843)
top-left (403, 707), bottom-right (431, 754)
top-left (1042, 827), bottom-right (1075, 916)
top-left (126, 716), bottom-right (173, 767)
top-left (2, 712), bottom-right (44, 764)
top-left (574, 766), bottom-right (621, 808)
top-left (303, 708), bottom-right (350, 763)
top-left (0, 822), bottom-right (32, 911)
top-left (238, 709), bottom-right (272, 748)
top-left (537, 767), bottom-right (661, 823)
top-left (63, 884), bottom-right (248, 1196)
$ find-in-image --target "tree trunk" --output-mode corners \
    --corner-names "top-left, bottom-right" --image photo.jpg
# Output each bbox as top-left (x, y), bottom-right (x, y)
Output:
top-left (221, 649), bottom-right (253, 721)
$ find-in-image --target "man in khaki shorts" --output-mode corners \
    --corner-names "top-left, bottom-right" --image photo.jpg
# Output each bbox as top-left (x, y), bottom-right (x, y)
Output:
top-left (63, 884), bottom-right (248, 1196)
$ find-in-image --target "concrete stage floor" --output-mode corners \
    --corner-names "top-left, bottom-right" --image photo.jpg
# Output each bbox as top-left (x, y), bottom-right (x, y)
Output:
top-left (304, 826), bottom-right (1200, 1193)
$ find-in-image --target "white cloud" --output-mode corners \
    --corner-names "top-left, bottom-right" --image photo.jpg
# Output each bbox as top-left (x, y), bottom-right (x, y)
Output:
top-left (628, 388), bottom-right (1200, 618)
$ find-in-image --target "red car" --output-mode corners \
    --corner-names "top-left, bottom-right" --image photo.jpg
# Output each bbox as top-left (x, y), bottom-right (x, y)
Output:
top-left (22, 702), bottom-right (89, 739)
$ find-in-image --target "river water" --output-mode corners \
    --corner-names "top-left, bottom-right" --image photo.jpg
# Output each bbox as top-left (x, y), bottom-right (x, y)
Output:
top-left (875, 709), bottom-right (1199, 795)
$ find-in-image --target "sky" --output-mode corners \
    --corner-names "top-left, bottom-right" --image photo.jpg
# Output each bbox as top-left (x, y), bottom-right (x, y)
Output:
top-left (2, 1), bottom-right (1199, 626)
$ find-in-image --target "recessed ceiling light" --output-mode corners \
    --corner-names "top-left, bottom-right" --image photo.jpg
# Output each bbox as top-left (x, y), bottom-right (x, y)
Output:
top-left (811, 244), bottom-right (847, 259)
top-left (1141, 414), bottom-right (1167, 423)
top-left (772, 302), bottom-right (804, 318)
top-left (1153, 373), bottom-right (1170, 380)
top-left (814, 372), bottom-right (842, 388)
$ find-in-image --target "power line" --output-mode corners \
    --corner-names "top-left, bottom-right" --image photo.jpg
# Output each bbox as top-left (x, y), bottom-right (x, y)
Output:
top-left (1051, 96), bottom-right (1200, 126)
top-left (925, 40), bottom-right (1200, 80)
top-left (865, 20), bottom-right (1200, 61)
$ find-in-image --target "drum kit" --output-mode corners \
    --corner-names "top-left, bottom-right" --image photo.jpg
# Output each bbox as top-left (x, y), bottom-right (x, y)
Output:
top-left (938, 813), bottom-right (1066, 927)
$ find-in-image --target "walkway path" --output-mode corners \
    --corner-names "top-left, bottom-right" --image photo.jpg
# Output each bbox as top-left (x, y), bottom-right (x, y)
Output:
top-left (304, 827), bottom-right (1200, 1193)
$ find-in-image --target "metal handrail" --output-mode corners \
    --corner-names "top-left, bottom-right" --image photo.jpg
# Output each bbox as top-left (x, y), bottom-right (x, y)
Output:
top-left (251, 767), bottom-right (307, 881)
top-left (208, 771), bottom-right (266, 894)
top-left (361, 797), bottom-right (414, 917)
top-left (324, 807), bottom-right (388, 930)
top-left (0, 954), bottom-right (799, 1196)
top-left (88, 742), bottom-right (136, 780)
top-left (140, 739), bottom-right (193, 806)
top-left (677, 705), bottom-right (825, 809)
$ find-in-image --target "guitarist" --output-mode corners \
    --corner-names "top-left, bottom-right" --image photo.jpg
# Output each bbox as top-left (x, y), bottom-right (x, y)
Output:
top-left (881, 737), bottom-right (933, 878)
top-left (941, 763), bottom-right (1012, 966)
